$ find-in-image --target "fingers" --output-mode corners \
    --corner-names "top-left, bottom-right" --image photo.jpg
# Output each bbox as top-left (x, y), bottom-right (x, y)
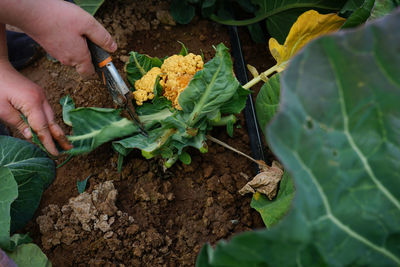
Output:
top-left (0, 102), bottom-right (30, 139)
top-left (74, 49), bottom-right (96, 79)
top-left (42, 101), bottom-right (73, 151)
top-left (25, 103), bottom-right (59, 156)
top-left (84, 16), bottom-right (117, 53)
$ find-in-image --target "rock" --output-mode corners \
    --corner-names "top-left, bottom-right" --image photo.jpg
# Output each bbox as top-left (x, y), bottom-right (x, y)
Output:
top-left (69, 192), bottom-right (97, 231)
top-left (156, 10), bottom-right (176, 26)
top-left (36, 215), bottom-right (54, 234)
top-left (104, 231), bottom-right (114, 239)
top-left (119, 55), bottom-right (130, 63)
top-left (61, 227), bottom-right (78, 245)
top-left (126, 224), bottom-right (139, 235)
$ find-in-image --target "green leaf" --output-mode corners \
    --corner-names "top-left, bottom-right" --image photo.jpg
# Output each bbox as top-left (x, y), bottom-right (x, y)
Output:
top-left (77, 175), bottom-right (91, 194)
top-left (75, 0), bottom-right (104, 15)
top-left (178, 41), bottom-right (189, 56)
top-left (126, 52), bottom-right (162, 86)
top-left (170, 0), bottom-right (196, 24)
top-left (7, 243), bottom-right (51, 267)
top-left (219, 86), bottom-right (250, 115)
top-left (9, 234), bottom-right (32, 251)
top-left (0, 136), bottom-right (55, 233)
top-left (250, 172), bottom-right (295, 228)
top-left (370, 0), bottom-right (399, 19)
top-left (0, 167), bottom-right (18, 250)
top-left (255, 73), bottom-right (280, 135)
top-left (60, 95), bottom-right (75, 127)
top-left (65, 107), bottom-right (139, 155)
top-left (198, 10), bottom-right (400, 266)
top-left (179, 43), bottom-right (240, 126)
top-left (342, 0), bottom-right (375, 28)
top-left (341, 0), bottom-right (366, 13)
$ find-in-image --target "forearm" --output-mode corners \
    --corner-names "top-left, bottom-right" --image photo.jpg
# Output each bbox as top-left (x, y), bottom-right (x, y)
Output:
top-left (0, 0), bottom-right (44, 30)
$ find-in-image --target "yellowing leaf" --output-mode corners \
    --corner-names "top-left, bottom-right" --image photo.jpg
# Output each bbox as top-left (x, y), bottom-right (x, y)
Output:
top-left (269, 10), bottom-right (345, 71)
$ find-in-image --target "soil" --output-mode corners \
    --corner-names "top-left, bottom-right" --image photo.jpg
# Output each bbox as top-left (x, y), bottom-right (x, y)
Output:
top-left (18, 1), bottom-right (275, 266)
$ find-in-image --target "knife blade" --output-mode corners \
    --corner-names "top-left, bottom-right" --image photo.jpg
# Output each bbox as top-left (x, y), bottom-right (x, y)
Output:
top-left (86, 39), bottom-right (148, 137)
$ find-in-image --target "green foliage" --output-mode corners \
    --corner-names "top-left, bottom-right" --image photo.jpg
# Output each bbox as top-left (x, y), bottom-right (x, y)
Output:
top-left (61, 96), bottom-right (139, 155)
top-left (197, 10), bottom-right (400, 266)
top-left (7, 243), bottom-right (51, 267)
top-left (77, 175), bottom-right (91, 194)
top-left (250, 172), bottom-right (294, 228)
top-left (62, 44), bottom-right (247, 168)
top-left (126, 52), bottom-right (162, 86)
top-left (370, 0), bottom-right (399, 19)
top-left (255, 73), bottom-right (280, 135)
top-left (0, 136), bottom-right (55, 233)
top-left (0, 138), bottom-right (53, 265)
top-left (171, 0), bottom-right (196, 24)
top-left (60, 95), bottom-right (75, 126)
top-left (0, 167), bottom-right (18, 250)
top-left (341, 0), bottom-right (375, 28)
top-left (170, 0), bottom-right (348, 43)
top-left (75, 0), bottom-right (104, 15)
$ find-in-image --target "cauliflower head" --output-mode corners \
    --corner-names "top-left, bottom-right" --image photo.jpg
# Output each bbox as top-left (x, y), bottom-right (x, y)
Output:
top-left (132, 53), bottom-right (204, 109)
top-left (160, 53), bottom-right (203, 109)
top-left (133, 67), bottom-right (162, 105)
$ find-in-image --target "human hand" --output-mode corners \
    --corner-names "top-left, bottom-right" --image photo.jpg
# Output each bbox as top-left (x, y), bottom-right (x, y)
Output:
top-left (0, 60), bottom-right (72, 155)
top-left (16, 0), bottom-right (117, 79)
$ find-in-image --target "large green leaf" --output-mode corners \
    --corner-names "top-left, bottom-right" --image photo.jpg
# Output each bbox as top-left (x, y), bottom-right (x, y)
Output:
top-left (65, 107), bottom-right (139, 155)
top-left (170, 0), bottom-right (196, 24)
top-left (0, 136), bottom-right (55, 233)
top-left (7, 243), bottom-right (51, 267)
top-left (179, 43), bottom-right (240, 126)
top-left (0, 167), bottom-right (18, 249)
top-left (250, 172), bottom-right (295, 228)
top-left (255, 73), bottom-right (280, 135)
top-left (75, 0), bottom-right (104, 15)
top-left (197, 9), bottom-right (400, 266)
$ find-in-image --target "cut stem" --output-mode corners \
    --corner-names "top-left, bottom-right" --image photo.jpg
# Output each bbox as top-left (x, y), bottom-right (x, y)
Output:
top-left (206, 135), bottom-right (265, 167)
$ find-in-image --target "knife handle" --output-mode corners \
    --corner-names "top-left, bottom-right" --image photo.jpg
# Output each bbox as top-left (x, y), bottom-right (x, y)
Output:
top-left (87, 39), bottom-right (112, 70)
top-left (86, 39), bottom-right (127, 106)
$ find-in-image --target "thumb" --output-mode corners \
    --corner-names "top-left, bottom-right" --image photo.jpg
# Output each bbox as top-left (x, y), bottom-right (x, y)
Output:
top-left (84, 16), bottom-right (117, 53)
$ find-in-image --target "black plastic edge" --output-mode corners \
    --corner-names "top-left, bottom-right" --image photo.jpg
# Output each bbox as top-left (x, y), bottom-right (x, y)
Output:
top-left (228, 26), bottom-right (266, 174)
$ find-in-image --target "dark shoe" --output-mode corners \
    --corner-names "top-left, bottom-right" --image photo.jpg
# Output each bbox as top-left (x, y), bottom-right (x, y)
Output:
top-left (6, 30), bottom-right (39, 70)
top-left (0, 122), bottom-right (10, 136)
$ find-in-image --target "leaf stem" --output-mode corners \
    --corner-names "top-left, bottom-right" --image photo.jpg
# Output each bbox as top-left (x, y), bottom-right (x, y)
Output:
top-left (243, 64), bottom-right (279, 90)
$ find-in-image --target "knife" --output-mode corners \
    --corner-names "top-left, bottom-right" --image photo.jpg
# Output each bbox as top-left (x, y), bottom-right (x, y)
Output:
top-left (86, 39), bottom-right (148, 137)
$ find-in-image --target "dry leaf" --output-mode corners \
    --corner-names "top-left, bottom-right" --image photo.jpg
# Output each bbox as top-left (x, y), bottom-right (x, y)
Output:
top-left (239, 161), bottom-right (284, 200)
top-left (269, 10), bottom-right (346, 72)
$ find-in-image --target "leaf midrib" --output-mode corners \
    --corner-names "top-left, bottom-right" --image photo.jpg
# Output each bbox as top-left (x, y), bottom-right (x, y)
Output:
top-left (188, 48), bottom-right (224, 126)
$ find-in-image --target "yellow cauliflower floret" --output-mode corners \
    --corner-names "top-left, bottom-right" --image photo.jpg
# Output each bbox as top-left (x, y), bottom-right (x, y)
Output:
top-left (131, 53), bottom-right (204, 109)
top-left (133, 67), bottom-right (162, 105)
top-left (160, 53), bottom-right (204, 110)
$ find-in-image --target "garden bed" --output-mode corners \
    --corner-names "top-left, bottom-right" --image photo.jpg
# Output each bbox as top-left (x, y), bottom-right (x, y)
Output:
top-left (19, 1), bottom-right (274, 265)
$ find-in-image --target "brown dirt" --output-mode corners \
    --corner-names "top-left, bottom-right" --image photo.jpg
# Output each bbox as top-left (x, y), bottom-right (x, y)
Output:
top-left (19, 1), bottom-right (275, 266)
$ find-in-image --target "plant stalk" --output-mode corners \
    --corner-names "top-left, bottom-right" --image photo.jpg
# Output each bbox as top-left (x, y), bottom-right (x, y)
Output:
top-left (206, 135), bottom-right (264, 167)
top-left (243, 64), bottom-right (279, 90)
